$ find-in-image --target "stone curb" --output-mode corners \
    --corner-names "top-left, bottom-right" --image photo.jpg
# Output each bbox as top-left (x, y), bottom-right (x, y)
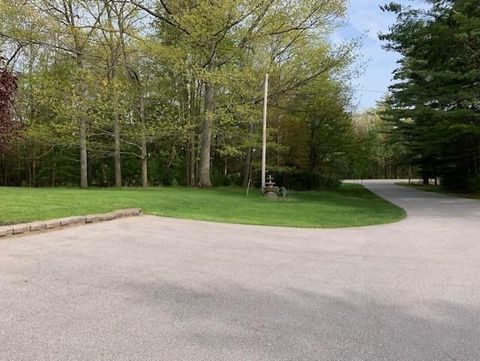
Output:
top-left (0, 208), bottom-right (142, 239)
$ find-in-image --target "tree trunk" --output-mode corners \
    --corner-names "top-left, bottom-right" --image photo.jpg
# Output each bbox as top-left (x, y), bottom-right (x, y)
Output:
top-left (1, 154), bottom-right (6, 186)
top-left (68, 3), bottom-right (88, 189)
top-left (186, 79), bottom-right (196, 187)
top-left (199, 80), bottom-right (214, 187)
top-left (139, 89), bottom-right (148, 188)
top-left (187, 136), bottom-right (196, 186)
top-left (27, 158), bottom-right (31, 187)
top-left (80, 117), bottom-right (88, 188)
top-left (242, 120), bottom-right (254, 187)
top-left (243, 147), bottom-right (252, 187)
top-left (140, 134), bottom-right (148, 188)
top-left (423, 174), bottom-right (429, 185)
top-left (52, 161), bottom-right (56, 187)
top-left (32, 157), bottom-right (36, 187)
top-left (105, 2), bottom-right (122, 188)
top-left (114, 117), bottom-right (122, 187)
top-left (308, 123), bottom-right (318, 173)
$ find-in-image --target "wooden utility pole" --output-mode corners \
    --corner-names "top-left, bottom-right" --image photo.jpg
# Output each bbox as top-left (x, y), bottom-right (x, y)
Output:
top-left (261, 73), bottom-right (269, 191)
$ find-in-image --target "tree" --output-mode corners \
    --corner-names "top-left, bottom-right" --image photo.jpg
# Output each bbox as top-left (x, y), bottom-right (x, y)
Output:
top-left (0, 0), bottom-right (358, 189)
top-left (0, 55), bottom-right (18, 152)
top-left (351, 107), bottom-right (413, 180)
top-left (380, 0), bottom-right (480, 191)
top-left (129, 0), bottom-right (350, 187)
top-left (274, 76), bottom-right (356, 188)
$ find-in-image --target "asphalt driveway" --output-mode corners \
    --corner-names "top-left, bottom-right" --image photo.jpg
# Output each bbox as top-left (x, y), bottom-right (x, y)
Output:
top-left (1, 181), bottom-right (479, 360)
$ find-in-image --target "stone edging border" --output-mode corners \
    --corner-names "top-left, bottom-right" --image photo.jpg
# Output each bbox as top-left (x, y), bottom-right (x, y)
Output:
top-left (0, 208), bottom-right (143, 239)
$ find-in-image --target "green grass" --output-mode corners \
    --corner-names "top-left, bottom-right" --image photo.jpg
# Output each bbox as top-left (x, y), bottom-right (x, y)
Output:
top-left (0, 183), bottom-right (405, 228)
top-left (398, 183), bottom-right (480, 200)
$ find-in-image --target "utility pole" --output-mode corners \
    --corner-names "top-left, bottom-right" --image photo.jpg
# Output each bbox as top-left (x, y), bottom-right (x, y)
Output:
top-left (261, 73), bottom-right (269, 192)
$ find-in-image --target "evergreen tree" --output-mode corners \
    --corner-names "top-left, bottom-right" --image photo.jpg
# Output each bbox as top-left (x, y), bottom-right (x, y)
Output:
top-left (380, 0), bottom-right (480, 190)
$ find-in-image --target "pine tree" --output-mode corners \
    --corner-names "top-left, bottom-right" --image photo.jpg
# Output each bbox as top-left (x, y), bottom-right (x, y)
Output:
top-left (380, 0), bottom-right (480, 190)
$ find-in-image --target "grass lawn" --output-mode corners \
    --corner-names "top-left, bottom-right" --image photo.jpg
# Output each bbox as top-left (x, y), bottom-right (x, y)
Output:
top-left (398, 183), bottom-right (480, 200)
top-left (0, 183), bottom-right (405, 228)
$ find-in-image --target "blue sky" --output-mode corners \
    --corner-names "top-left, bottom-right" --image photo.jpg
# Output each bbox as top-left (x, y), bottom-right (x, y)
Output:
top-left (336, 0), bottom-right (421, 111)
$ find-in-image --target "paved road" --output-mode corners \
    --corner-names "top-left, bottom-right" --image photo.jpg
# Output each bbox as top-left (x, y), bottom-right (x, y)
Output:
top-left (1, 181), bottom-right (479, 361)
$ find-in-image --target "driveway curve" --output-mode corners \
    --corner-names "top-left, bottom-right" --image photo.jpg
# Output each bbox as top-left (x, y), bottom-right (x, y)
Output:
top-left (1, 180), bottom-right (479, 361)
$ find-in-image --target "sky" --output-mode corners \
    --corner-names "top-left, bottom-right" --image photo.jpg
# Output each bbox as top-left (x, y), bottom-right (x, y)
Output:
top-left (336, 0), bottom-right (421, 111)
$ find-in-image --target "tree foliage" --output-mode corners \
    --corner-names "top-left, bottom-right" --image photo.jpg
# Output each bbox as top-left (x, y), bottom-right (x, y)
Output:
top-left (380, 0), bottom-right (480, 190)
top-left (0, 0), bottom-right (360, 189)
top-left (0, 55), bottom-right (18, 152)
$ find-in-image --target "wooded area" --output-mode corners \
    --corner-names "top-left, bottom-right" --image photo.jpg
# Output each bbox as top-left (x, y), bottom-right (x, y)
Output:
top-left (380, 0), bottom-right (480, 191)
top-left (0, 0), bottom-right (365, 189)
top-left (0, 0), bottom-right (479, 192)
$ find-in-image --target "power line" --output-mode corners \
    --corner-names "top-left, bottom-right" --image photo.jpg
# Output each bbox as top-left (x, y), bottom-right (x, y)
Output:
top-left (357, 89), bottom-right (386, 94)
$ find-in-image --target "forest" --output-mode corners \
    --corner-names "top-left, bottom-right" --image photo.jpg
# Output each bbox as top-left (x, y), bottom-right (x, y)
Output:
top-left (381, 0), bottom-right (480, 191)
top-left (0, 0), bottom-right (366, 190)
top-left (0, 0), bottom-right (479, 192)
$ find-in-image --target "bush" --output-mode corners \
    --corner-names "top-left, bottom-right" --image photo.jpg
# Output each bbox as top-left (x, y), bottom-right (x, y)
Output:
top-left (272, 171), bottom-right (341, 191)
top-left (211, 172), bottom-right (232, 187)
